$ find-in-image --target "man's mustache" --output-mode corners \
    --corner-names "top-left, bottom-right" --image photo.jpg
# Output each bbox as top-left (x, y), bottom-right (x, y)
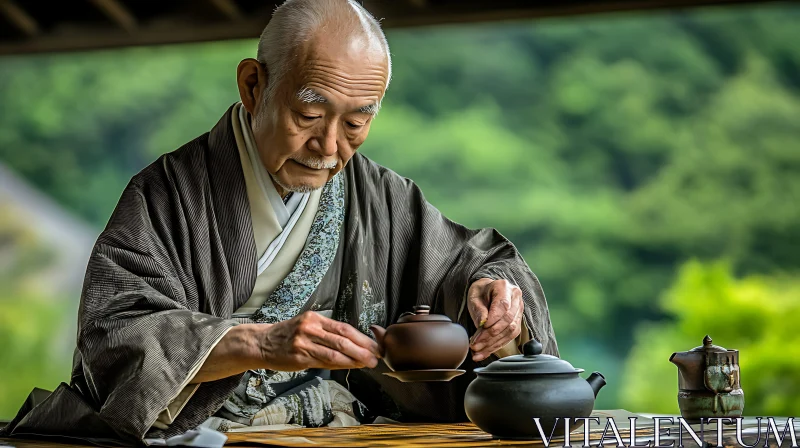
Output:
top-left (291, 156), bottom-right (338, 170)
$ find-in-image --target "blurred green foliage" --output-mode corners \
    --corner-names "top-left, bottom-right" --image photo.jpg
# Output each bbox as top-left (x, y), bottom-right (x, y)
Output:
top-left (0, 293), bottom-right (73, 418)
top-left (621, 260), bottom-right (800, 416)
top-left (0, 3), bottom-right (799, 418)
top-left (0, 208), bottom-right (73, 416)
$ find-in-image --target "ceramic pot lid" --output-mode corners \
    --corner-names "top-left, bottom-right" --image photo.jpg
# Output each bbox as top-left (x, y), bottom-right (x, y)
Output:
top-left (475, 339), bottom-right (582, 374)
top-left (396, 305), bottom-right (452, 323)
top-left (687, 335), bottom-right (729, 353)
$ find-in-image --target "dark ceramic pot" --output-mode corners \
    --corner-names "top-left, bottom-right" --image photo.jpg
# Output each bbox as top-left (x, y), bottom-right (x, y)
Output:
top-left (369, 305), bottom-right (469, 371)
top-left (670, 336), bottom-right (744, 421)
top-left (464, 339), bottom-right (606, 439)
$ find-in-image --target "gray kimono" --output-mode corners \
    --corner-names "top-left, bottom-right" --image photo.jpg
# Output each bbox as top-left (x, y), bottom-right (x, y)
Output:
top-left (1, 105), bottom-right (558, 444)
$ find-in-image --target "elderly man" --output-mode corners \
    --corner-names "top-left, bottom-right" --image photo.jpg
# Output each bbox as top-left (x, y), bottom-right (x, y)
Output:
top-left (2, 0), bottom-right (557, 443)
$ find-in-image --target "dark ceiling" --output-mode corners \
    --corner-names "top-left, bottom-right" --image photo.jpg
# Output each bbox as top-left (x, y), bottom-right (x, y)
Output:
top-left (0, 0), bottom-right (785, 56)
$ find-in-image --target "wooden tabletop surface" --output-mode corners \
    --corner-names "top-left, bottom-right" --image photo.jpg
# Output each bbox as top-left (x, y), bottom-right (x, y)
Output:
top-left (1, 418), bottom-right (796, 447)
top-left (5, 422), bottom-right (620, 448)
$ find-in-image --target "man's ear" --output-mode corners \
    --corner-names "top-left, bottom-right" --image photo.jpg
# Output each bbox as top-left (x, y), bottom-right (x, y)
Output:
top-left (237, 58), bottom-right (268, 115)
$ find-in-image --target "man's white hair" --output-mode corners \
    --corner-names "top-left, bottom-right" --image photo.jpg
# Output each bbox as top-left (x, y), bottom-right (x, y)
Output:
top-left (256, 0), bottom-right (392, 106)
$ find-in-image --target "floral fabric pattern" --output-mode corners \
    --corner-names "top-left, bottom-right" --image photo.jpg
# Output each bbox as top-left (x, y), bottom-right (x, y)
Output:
top-left (212, 172), bottom-right (366, 431)
top-left (357, 279), bottom-right (385, 335)
top-left (334, 273), bottom-right (386, 336)
top-left (251, 172), bottom-right (345, 323)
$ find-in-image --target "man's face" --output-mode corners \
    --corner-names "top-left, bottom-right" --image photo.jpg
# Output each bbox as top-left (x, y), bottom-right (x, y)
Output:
top-left (247, 34), bottom-right (389, 194)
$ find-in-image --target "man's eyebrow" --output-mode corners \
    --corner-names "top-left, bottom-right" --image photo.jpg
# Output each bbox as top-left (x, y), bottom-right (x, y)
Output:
top-left (296, 87), bottom-right (328, 104)
top-left (357, 103), bottom-right (380, 117)
top-left (298, 86), bottom-right (380, 116)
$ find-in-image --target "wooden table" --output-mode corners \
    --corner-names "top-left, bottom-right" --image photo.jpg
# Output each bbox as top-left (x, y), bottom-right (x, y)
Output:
top-left (1, 418), bottom-right (796, 447)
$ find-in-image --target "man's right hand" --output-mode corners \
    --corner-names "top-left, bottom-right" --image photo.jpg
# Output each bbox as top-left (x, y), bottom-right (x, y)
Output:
top-left (257, 311), bottom-right (381, 371)
top-left (190, 312), bottom-right (380, 384)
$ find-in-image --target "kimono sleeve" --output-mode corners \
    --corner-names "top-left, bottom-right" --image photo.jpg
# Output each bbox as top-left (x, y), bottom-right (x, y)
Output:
top-left (76, 180), bottom-right (239, 440)
top-left (378, 167), bottom-right (559, 358)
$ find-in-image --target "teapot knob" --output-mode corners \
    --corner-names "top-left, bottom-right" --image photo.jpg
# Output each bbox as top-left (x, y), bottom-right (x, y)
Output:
top-left (413, 305), bottom-right (431, 315)
top-left (703, 335), bottom-right (713, 347)
top-left (523, 339), bottom-right (543, 357)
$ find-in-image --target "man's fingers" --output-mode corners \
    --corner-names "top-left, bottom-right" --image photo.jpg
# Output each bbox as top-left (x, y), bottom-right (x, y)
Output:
top-left (469, 327), bottom-right (483, 345)
top-left (309, 331), bottom-right (378, 369)
top-left (299, 313), bottom-right (380, 364)
top-left (297, 311), bottom-right (379, 356)
top-left (470, 298), bottom-right (523, 354)
top-left (487, 296), bottom-right (522, 337)
top-left (467, 281), bottom-right (490, 328)
top-left (319, 316), bottom-right (381, 357)
top-left (471, 316), bottom-right (522, 353)
top-left (498, 292), bottom-right (524, 334)
top-left (472, 316), bottom-right (512, 349)
top-left (471, 322), bottom-right (523, 362)
top-left (471, 287), bottom-right (523, 348)
top-left (471, 320), bottom-right (514, 352)
top-left (308, 342), bottom-right (367, 369)
top-left (287, 334), bottom-right (361, 370)
top-left (482, 281), bottom-right (518, 329)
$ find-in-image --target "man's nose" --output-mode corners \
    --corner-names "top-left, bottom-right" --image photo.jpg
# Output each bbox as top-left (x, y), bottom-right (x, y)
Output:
top-left (312, 123), bottom-right (338, 157)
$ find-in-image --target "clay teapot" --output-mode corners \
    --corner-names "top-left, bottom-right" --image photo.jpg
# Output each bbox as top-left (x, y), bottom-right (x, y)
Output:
top-left (669, 335), bottom-right (744, 420)
top-left (464, 339), bottom-right (606, 439)
top-left (369, 305), bottom-right (469, 371)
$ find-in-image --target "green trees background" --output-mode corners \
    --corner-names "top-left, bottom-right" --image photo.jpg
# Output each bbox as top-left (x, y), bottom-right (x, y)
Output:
top-left (623, 261), bottom-right (800, 416)
top-left (1, 3), bottom-right (799, 418)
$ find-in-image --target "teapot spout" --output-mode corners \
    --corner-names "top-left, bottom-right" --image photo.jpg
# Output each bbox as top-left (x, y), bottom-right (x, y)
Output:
top-left (586, 372), bottom-right (606, 397)
top-left (669, 351), bottom-right (696, 373)
top-left (369, 325), bottom-right (386, 353)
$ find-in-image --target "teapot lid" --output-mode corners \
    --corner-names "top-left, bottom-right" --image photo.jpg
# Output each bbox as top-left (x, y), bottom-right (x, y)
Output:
top-left (688, 335), bottom-right (729, 353)
top-left (474, 339), bottom-right (583, 375)
top-left (397, 305), bottom-right (452, 323)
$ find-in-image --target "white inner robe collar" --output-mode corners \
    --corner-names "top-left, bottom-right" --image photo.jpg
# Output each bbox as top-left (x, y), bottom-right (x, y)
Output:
top-left (238, 105), bottom-right (309, 229)
top-left (238, 105), bottom-right (310, 275)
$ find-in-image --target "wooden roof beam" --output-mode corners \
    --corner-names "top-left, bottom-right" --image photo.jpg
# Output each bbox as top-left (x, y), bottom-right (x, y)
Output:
top-left (0, 17), bottom-right (268, 56)
top-left (88, 0), bottom-right (137, 32)
top-left (209, 0), bottom-right (244, 21)
top-left (0, 0), bottom-right (41, 36)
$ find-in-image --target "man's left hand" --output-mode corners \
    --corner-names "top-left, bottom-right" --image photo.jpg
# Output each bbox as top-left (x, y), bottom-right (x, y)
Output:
top-left (467, 278), bottom-right (524, 362)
